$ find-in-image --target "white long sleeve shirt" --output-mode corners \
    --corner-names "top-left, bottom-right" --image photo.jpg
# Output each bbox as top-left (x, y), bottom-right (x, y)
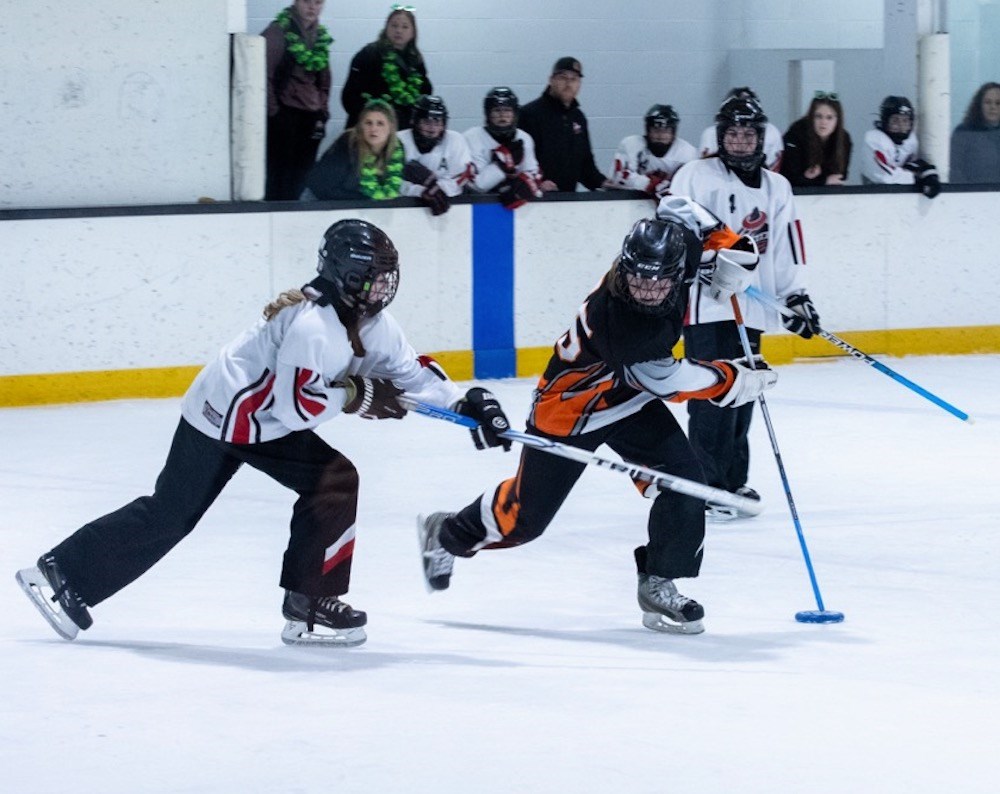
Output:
top-left (860, 129), bottom-right (920, 185)
top-left (398, 129), bottom-right (474, 197)
top-left (667, 158), bottom-right (808, 331)
top-left (181, 300), bottom-right (462, 444)
top-left (609, 134), bottom-right (698, 192)
top-left (462, 126), bottom-right (542, 192)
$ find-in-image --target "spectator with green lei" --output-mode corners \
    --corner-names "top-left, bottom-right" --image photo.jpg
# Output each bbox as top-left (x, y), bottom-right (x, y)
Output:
top-left (262, 0), bottom-right (333, 200)
top-left (341, 6), bottom-right (432, 131)
top-left (302, 100), bottom-right (405, 201)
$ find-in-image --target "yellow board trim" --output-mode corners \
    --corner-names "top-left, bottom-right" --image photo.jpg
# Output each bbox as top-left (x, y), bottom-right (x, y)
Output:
top-left (1, 329), bottom-right (996, 408)
top-left (517, 325), bottom-right (1000, 377)
top-left (0, 350), bottom-right (474, 408)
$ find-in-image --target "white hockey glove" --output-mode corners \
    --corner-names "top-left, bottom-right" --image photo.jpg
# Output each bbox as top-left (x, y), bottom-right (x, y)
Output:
top-left (707, 238), bottom-right (759, 302)
top-left (709, 356), bottom-right (777, 408)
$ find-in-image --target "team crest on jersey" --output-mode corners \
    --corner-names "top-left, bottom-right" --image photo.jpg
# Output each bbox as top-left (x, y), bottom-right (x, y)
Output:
top-left (739, 208), bottom-right (769, 254)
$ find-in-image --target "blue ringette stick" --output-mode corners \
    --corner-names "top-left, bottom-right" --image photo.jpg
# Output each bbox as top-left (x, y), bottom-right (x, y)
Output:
top-left (746, 285), bottom-right (972, 423)
top-left (730, 296), bottom-right (844, 624)
top-left (404, 399), bottom-right (763, 515)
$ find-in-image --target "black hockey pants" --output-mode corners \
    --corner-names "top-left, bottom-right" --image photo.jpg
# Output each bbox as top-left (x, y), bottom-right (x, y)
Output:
top-left (440, 399), bottom-right (707, 580)
top-left (50, 418), bottom-right (359, 606)
top-left (684, 320), bottom-right (762, 493)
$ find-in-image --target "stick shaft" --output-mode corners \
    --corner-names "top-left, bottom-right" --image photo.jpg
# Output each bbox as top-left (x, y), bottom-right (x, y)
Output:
top-left (746, 285), bottom-right (971, 422)
top-left (405, 399), bottom-right (762, 515)
top-left (730, 296), bottom-right (828, 611)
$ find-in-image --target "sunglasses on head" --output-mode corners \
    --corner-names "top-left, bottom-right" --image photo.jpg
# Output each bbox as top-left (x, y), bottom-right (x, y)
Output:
top-left (814, 91), bottom-right (839, 101)
top-left (391, 4), bottom-right (416, 10)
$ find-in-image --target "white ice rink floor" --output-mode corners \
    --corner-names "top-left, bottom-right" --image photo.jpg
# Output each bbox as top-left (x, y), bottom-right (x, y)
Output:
top-left (2, 354), bottom-right (998, 793)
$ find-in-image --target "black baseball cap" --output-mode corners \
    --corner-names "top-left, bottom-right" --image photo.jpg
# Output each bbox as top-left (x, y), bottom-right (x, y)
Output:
top-left (551, 57), bottom-right (583, 78)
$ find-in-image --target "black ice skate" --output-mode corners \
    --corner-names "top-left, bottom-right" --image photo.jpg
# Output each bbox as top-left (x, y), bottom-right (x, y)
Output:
top-left (637, 574), bottom-right (705, 635)
top-left (16, 553), bottom-right (93, 641)
top-left (417, 512), bottom-right (455, 592)
top-left (281, 590), bottom-right (367, 647)
top-left (706, 485), bottom-right (761, 521)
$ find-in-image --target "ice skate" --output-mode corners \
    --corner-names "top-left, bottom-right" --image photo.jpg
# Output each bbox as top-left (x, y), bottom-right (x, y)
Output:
top-left (281, 590), bottom-right (367, 647)
top-left (15, 553), bottom-right (93, 641)
top-left (417, 512), bottom-right (455, 592)
top-left (637, 574), bottom-right (705, 635)
top-left (706, 485), bottom-right (760, 521)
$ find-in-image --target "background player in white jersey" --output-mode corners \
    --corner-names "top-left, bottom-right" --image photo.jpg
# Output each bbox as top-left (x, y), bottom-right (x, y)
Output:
top-left (15, 220), bottom-right (511, 648)
top-left (669, 96), bottom-right (818, 519)
top-left (464, 87), bottom-right (543, 209)
top-left (399, 95), bottom-right (474, 215)
top-left (418, 206), bottom-right (776, 635)
top-left (861, 95), bottom-right (941, 198)
top-left (699, 87), bottom-right (784, 172)
top-left (609, 104), bottom-right (698, 198)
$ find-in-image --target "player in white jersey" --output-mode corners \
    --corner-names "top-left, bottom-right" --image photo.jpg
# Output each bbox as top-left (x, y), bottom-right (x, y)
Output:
top-left (463, 87), bottom-right (543, 209)
top-left (609, 104), bottom-right (698, 198)
top-left (861, 95), bottom-right (940, 198)
top-left (668, 96), bottom-right (818, 518)
top-left (15, 220), bottom-right (512, 648)
top-left (398, 94), bottom-right (474, 215)
top-left (699, 87), bottom-right (784, 172)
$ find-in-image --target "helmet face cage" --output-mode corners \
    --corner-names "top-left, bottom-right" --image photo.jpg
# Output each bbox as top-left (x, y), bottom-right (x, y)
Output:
top-left (316, 220), bottom-right (400, 318)
top-left (412, 95), bottom-right (448, 150)
top-left (613, 219), bottom-right (687, 315)
top-left (715, 97), bottom-right (767, 172)
top-left (878, 96), bottom-right (914, 144)
top-left (484, 87), bottom-right (519, 137)
top-left (644, 104), bottom-right (679, 156)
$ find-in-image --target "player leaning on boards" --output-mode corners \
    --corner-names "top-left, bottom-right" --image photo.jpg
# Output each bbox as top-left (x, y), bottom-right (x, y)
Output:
top-left (16, 219), bottom-right (511, 648)
top-left (418, 198), bottom-right (775, 635)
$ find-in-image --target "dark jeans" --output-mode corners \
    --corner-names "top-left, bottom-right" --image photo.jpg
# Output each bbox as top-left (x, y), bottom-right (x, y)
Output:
top-left (684, 320), bottom-right (762, 492)
top-left (266, 106), bottom-right (323, 201)
top-left (51, 419), bottom-right (359, 606)
top-left (441, 400), bottom-right (707, 580)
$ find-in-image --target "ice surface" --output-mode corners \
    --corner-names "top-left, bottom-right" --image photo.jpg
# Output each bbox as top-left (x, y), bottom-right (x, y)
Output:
top-left (2, 355), bottom-right (998, 793)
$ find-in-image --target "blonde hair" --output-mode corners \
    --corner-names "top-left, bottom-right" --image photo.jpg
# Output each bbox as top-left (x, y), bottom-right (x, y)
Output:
top-left (348, 103), bottom-right (400, 172)
top-left (263, 288), bottom-right (308, 320)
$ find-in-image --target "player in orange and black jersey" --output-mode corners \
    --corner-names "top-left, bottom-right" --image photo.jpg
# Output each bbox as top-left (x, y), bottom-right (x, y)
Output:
top-left (418, 204), bottom-right (776, 634)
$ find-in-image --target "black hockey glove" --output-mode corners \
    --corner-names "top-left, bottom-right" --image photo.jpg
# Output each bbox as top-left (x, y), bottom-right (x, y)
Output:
top-left (421, 182), bottom-right (451, 216)
top-left (506, 138), bottom-right (525, 166)
top-left (906, 159), bottom-right (941, 199)
top-left (498, 173), bottom-right (538, 209)
top-left (491, 146), bottom-right (518, 176)
top-left (455, 387), bottom-right (512, 451)
top-left (341, 376), bottom-right (407, 420)
top-left (782, 292), bottom-right (821, 339)
top-left (402, 160), bottom-right (435, 186)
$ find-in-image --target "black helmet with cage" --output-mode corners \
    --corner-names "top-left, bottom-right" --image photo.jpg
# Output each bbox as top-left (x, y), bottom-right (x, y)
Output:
top-left (877, 95), bottom-right (915, 145)
top-left (307, 219), bottom-right (399, 318)
top-left (484, 87), bottom-right (519, 140)
top-left (612, 217), bottom-right (689, 316)
top-left (644, 104), bottom-right (679, 157)
top-left (412, 94), bottom-right (448, 152)
top-left (715, 96), bottom-right (768, 173)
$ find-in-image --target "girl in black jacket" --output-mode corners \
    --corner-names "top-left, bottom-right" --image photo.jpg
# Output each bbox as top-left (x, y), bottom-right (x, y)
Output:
top-left (781, 94), bottom-right (852, 186)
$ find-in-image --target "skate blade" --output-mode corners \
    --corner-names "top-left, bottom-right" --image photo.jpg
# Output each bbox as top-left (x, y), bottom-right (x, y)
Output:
top-left (416, 514), bottom-right (451, 594)
top-left (280, 620), bottom-right (366, 648)
top-left (706, 505), bottom-right (739, 522)
top-left (642, 611), bottom-right (705, 635)
top-left (15, 567), bottom-right (79, 641)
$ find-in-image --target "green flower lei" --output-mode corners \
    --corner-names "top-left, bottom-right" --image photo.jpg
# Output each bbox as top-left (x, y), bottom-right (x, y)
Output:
top-left (380, 51), bottom-right (425, 107)
top-left (276, 8), bottom-right (333, 72)
top-left (359, 143), bottom-right (404, 199)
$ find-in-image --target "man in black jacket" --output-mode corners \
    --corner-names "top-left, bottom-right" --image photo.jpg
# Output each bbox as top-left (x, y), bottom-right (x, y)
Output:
top-left (518, 57), bottom-right (608, 193)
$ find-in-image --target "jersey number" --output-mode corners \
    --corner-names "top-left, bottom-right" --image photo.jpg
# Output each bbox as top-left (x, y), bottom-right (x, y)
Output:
top-left (556, 300), bottom-right (593, 363)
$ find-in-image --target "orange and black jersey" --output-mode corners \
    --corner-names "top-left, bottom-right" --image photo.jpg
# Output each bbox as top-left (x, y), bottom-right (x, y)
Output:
top-left (528, 229), bottom-right (738, 438)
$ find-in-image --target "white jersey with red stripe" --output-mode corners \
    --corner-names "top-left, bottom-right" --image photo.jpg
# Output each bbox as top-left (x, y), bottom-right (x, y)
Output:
top-left (609, 134), bottom-right (698, 192)
top-left (399, 129), bottom-right (474, 197)
top-left (462, 126), bottom-right (542, 192)
top-left (860, 128), bottom-right (919, 185)
top-left (699, 122), bottom-right (785, 172)
top-left (667, 158), bottom-right (808, 331)
top-left (180, 300), bottom-right (462, 444)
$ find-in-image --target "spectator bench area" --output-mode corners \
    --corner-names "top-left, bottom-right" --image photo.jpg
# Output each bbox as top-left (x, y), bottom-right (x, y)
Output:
top-left (1, 187), bottom-right (998, 408)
